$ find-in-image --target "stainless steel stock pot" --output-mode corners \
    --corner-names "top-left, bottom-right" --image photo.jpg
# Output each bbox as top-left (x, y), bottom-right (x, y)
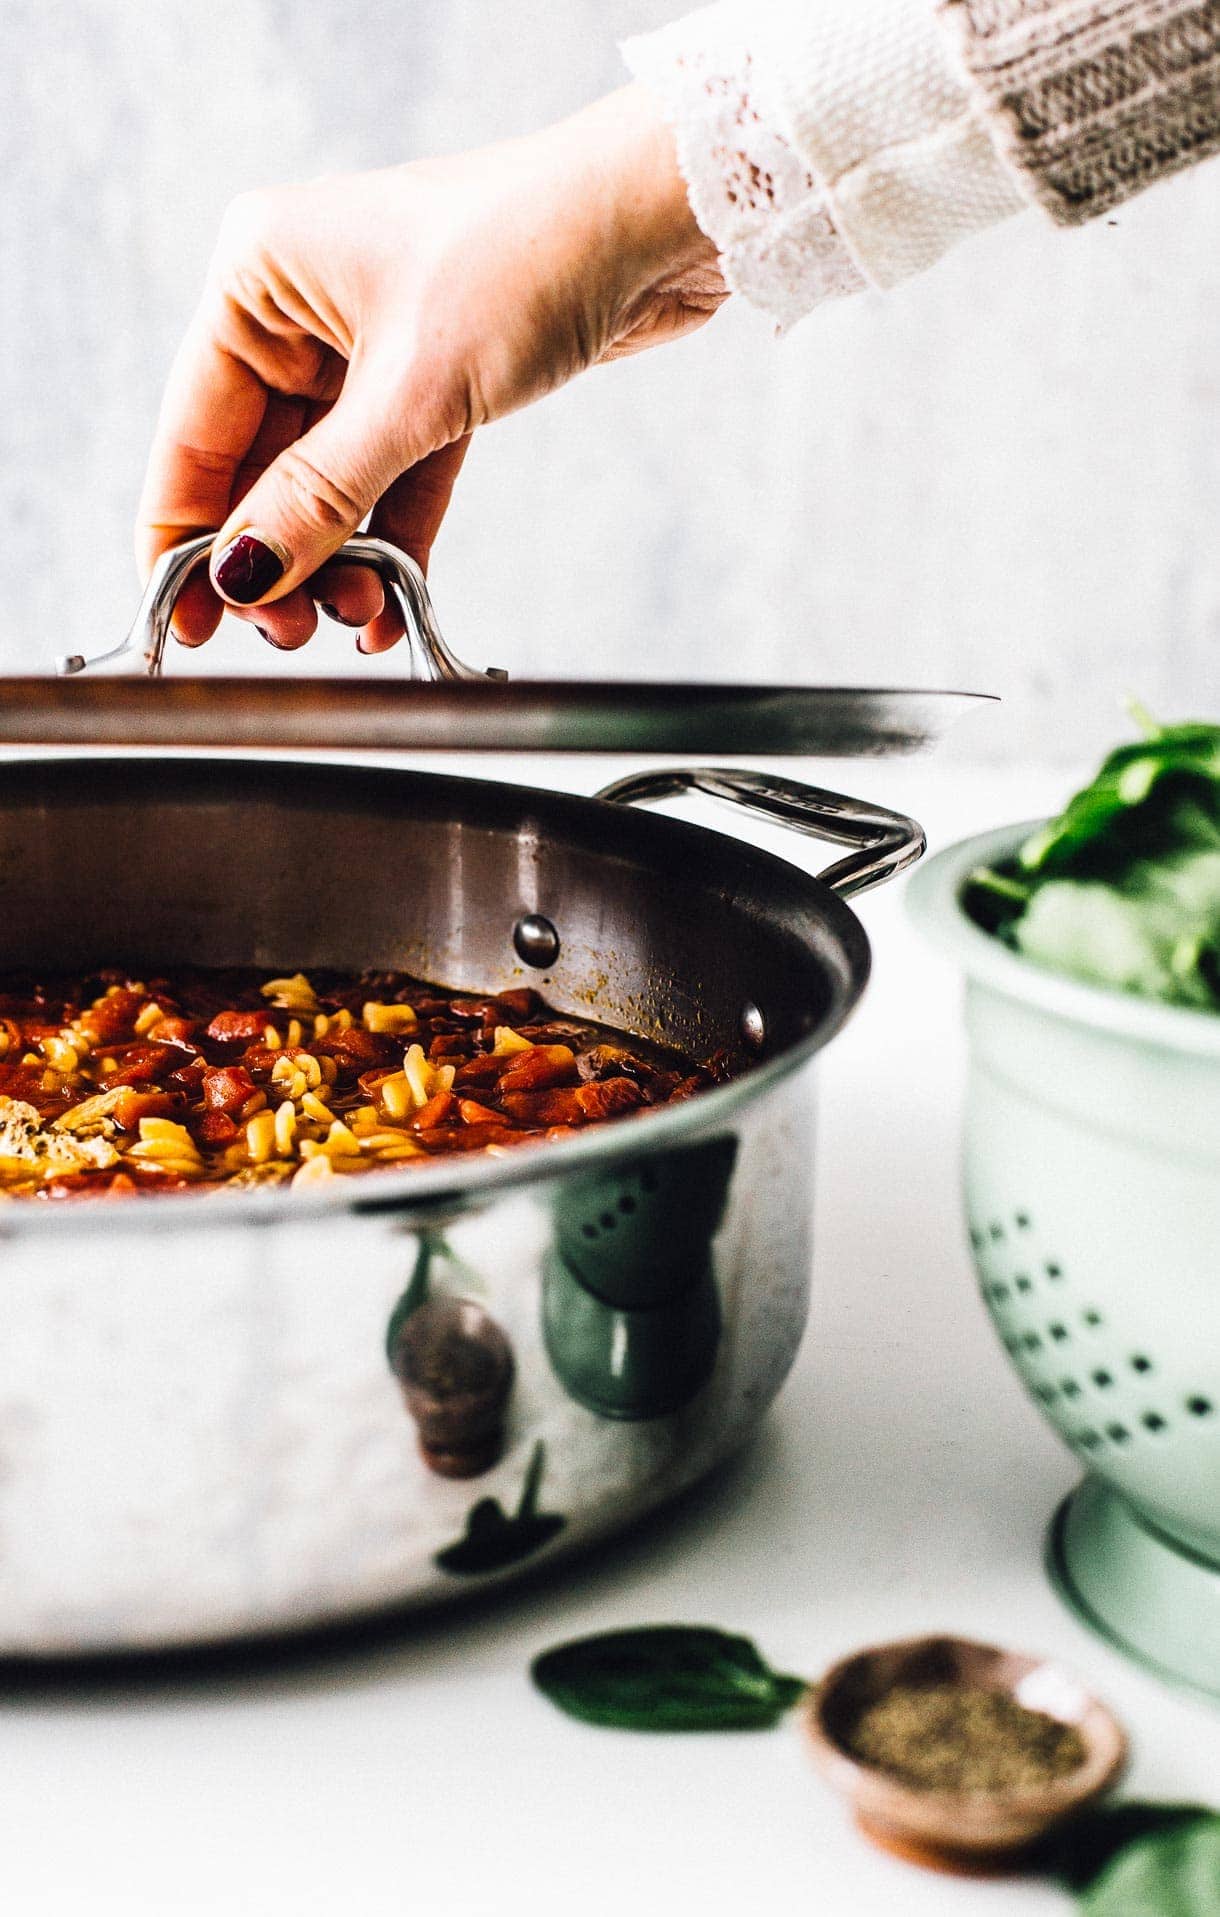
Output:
top-left (0, 753), bottom-right (923, 1652)
top-left (0, 531), bottom-right (953, 1653)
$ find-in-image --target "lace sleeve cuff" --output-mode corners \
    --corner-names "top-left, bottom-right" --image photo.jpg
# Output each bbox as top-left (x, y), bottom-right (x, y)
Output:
top-left (623, 0), bottom-right (1028, 329)
top-left (623, 7), bottom-right (868, 329)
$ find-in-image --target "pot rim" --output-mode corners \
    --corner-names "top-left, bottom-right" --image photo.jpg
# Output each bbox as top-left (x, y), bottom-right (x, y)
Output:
top-left (0, 756), bottom-right (865, 1238)
top-left (908, 820), bottom-right (1220, 1059)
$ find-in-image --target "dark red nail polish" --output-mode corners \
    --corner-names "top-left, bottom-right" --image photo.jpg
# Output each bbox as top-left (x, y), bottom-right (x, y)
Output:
top-left (213, 533), bottom-right (285, 604)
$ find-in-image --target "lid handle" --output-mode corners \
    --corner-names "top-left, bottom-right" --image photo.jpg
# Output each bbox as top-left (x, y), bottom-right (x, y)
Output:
top-left (56, 533), bottom-right (506, 682)
top-left (595, 766), bottom-right (925, 897)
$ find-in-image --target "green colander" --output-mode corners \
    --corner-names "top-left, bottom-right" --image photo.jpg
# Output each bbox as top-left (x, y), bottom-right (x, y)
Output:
top-left (910, 823), bottom-right (1220, 1700)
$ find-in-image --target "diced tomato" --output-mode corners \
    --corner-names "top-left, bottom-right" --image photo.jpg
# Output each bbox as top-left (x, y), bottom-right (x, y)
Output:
top-left (447, 998), bottom-right (500, 1022)
top-left (497, 1045), bottom-right (579, 1094)
top-left (0, 1063), bottom-right (71, 1118)
top-left (495, 989), bottom-right (539, 1019)
top-left (453, 1054), bottom-right (507, 1087)
top-left (149, 1015), bottom-right (196, 1045)
top-left (240, 1043), bottom-right (313, 1079)
top-left (98, 1044), bottom-right (180, 1089)
top-left (197, 1110), bottom-right (239, 1145)
top-left (429, 1032), bottom-right (474, 1060)
top-left (206, 1010), bottom-right (270, 1045)
top-left (169, 1059), bottom-right (206, 1095)
top-left (412, 1089), bottom-right (456, 1131)
top-left (84, 988), bottom-right (146, 1042)
top-left (114, 1088), bottom-right (180, 1130)
top-left (575, 1077), bottom-right (644, 1120)
top-left (500, 1086), bottom-right (586, 1127)
top-left (202, 1066), bottom-right (256, 1115)
top-left (415, 1124), bottom-right (518, 1154)
top-left (315, 1028), bottom-right (399, 1071)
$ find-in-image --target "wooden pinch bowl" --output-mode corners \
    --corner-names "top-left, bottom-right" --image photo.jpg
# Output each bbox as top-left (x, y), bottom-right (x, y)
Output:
top-left (803, 1635), bottom-right (1128, 1874)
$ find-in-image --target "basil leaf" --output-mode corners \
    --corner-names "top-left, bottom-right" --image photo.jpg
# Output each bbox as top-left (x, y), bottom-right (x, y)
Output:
top-left (1038, 1803), bottom-right (1214, 1892)
top-left (1078, 1813), bottom-right (1220, 1915)
top-left (531, 1625), bottom-right (807, 1731)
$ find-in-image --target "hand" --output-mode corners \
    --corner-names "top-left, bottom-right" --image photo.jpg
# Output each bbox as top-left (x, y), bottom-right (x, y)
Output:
top-left (137, 85), bottom-right (726, 652)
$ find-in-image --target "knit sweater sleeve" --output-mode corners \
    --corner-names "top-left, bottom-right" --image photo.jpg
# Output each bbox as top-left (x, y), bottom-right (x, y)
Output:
top-left (622, 0), bottom-right (1220, 327)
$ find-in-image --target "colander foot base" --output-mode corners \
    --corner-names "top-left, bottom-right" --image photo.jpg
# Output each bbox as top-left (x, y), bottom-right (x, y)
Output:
top-left (1048, 1477), bottom-right (1220, 1703)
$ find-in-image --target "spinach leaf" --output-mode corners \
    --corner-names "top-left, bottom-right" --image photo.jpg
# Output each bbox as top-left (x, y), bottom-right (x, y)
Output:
top-left (531, 1625), bottom-right (807, 1731)
top-left (1037, 1802), bottom-right (1214, 1892)
top-left (964, 710), bottom-right (1220, 1011)
top-left (1077, 1812), bottom-right (1220, 1915)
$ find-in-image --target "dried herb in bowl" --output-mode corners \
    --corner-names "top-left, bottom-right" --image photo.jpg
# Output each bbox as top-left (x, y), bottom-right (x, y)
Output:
top-left (841, 1681), bottom-right (1086, 1793)
top-left (964, 709), bottom-right (1220, 1012)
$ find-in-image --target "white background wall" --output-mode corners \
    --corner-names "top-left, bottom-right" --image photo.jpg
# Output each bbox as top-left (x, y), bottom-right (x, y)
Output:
top-left (3, 0), bottom-right (1217, 762)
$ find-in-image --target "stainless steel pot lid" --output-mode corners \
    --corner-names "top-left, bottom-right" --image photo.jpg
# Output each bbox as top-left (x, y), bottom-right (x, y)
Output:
top-left (23, 532), bottom-right (994, 754)
top-left (0, 676), bottom-right (990, 754)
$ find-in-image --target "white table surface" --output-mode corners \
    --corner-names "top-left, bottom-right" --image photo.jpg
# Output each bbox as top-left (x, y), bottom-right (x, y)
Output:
top-left (3, 756), bottom-right (1217, 1917)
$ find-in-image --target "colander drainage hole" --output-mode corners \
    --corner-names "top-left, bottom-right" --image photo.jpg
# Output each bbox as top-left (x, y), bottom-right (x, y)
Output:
top-left (1188, 1397), bottom-right (1214, 1419)
top-left (1078, 1429), bottom-right (1102, 1449)
top-left (1091, 1370), bottom-right (1114, 1389)
top-left (1143, 1412), bottom-right (1168, 1433)
top-left (1045, 1262), bottom-right (1063, 1280)
top-left (1130, 1354), bottom-right (1152, 1374)
top-left (599, 1213), bottom-right (617, 1231)
top-left (1106, 1423), bottom-right (1131, 1443)
top-left (1014, 1213), bottom-right (1031, 1230)
top-left (617, 1195), bottom-right (636, 1215)
top-left (1061, 1379), bottom-right (1081, 1398)
top-left (1048, 1323), bottom-right (1069, 1342)
top-left (1022, 1333), bottom-right (1042, 1352)
top-left (989, 1223), bottom-right (1005, 1242)
top-left (1015, 1276), bottom-right (1032, 1294)
top-left (990, 1283), bottom-right (1011, 1302)
top-left (1082, 1310), bottom-right (1104, 1328)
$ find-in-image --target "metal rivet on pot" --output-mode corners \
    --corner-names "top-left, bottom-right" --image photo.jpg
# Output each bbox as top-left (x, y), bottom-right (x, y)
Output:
top-left (513, 914), bottom-right (561, 969)
top-left (740, 1002), bottom-right (766, 1052)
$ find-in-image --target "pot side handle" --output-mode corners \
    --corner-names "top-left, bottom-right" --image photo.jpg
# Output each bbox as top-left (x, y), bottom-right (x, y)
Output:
top-left (56, 532), bottom-right (506, 683)
top-left (594, 767), bottom-right (925, 899)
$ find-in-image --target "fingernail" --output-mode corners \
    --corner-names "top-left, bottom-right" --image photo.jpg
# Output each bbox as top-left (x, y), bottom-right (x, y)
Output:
top-left (320, 601), bottom-right (339, 620)
top-left (356, 633), bottom-right (371, 654)
top-left (213, 532), bottom-right (287, 605)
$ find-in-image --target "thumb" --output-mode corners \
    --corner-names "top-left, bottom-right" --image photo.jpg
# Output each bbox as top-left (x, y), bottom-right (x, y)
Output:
top-left (209, 377), bottom-right (406, 607)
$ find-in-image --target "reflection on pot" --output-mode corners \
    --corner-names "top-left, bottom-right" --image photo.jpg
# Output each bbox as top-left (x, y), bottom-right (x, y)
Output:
top-left (435, 1440), bottom-right (565, 1576)
top-left (542, 1136), bottom-right (737, 1420)
top-left (388, 1294), bottom-right (515, 1478)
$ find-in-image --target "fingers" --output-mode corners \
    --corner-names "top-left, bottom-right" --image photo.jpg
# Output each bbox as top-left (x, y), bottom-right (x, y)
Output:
top-left (312, 563), bottom-right (385, 629)
top-left (357, 439), bottom-right (473, 653)
top-left (370, 438), bottom-right (472, 572)
top-left (136, 318), bottom-right (268, 620)
top-left (207, 366), bottom-right (404, 613)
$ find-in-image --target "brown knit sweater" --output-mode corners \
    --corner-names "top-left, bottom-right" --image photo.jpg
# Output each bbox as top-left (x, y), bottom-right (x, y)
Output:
top-left (937, 0), bottom-right (1220, 221)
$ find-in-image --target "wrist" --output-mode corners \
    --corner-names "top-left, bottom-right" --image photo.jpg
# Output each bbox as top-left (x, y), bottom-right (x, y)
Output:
top-left (556, 85), bottom-right (718, 289)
